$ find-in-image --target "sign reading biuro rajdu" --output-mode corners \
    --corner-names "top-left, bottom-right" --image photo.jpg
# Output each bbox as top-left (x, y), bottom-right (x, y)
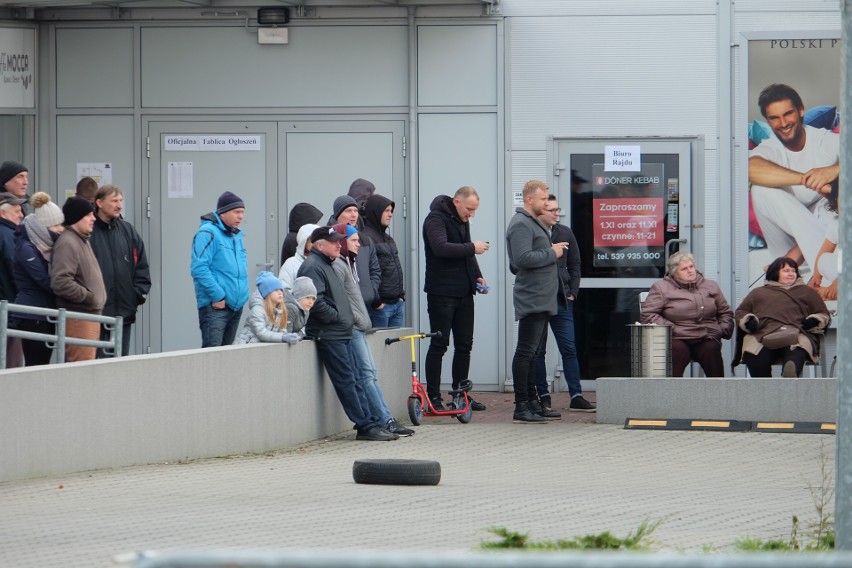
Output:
top-left (0, 28), bottom-right (35, 108)
top-left (604, 145), bottom-right (640, 172)
top-left (164, 135), bottom-right (262, 151)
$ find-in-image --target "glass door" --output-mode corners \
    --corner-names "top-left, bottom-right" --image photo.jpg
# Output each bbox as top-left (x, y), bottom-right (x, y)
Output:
top-left (552, 138), bottom-right (699, 379)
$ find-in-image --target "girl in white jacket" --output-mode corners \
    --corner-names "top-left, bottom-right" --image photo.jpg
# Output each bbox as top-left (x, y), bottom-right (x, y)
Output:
top-left (234, 271), bottom-right (301, 345)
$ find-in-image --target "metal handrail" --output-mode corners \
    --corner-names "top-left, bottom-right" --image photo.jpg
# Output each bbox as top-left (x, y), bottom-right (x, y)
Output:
top-left (0, 300), bottom-right (123, 368)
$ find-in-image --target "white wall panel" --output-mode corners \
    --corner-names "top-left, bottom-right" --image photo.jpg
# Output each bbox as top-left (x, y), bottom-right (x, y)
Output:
top-left (508, 16), bottom-right (717, 151)
top-left (56, 28), bottom-right (134, 108)
top-left (140, 26), bottom-right (408, 108)
top-left (418, 25), bottom-right (497, 107)
top-left (500, 1), bottom-right (715, 17)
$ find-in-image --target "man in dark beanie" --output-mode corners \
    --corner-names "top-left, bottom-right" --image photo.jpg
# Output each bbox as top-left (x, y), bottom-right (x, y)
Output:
top-left (50, 196), bottom-right (106, 362)
top-left (0, 161), bottom-right (30, 213)
top-left (190, 191), bottom-right (249, 347)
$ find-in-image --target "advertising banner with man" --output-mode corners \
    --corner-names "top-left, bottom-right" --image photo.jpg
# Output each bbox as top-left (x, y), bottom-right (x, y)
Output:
top-left (746, 37), bottom-right (840, 300)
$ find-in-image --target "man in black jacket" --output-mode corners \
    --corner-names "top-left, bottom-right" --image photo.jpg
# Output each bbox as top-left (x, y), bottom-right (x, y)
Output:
top-left (422, 186), bottom-right (490, 411)
top-left (298, 226), bottom-right (397, 442)
top-left (90, 184), bottom-right (151, 357)
top-left (361, 194), bottom-right (405, 328)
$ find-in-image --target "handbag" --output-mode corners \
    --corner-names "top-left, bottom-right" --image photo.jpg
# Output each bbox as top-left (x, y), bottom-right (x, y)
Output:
top-left (761, 325), bottom-right (799, 349)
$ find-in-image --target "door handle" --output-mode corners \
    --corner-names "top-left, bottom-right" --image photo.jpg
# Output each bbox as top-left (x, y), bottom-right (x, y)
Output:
top-left (256, 262), bottom-right (274, 271)
top-left (664, 238), bottom-right (687, 268)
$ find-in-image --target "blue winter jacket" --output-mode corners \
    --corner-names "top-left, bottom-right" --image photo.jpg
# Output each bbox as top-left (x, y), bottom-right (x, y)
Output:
top-left (190, 212), bottom-right (249, 310)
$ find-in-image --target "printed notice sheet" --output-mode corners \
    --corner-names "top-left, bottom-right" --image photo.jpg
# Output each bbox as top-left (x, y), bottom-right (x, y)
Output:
top-left (168, 161), bottom-right (193, 199)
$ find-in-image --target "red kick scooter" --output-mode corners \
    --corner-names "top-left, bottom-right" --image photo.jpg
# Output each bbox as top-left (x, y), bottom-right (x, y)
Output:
top-left (384, 331), bottom-right (473, 425)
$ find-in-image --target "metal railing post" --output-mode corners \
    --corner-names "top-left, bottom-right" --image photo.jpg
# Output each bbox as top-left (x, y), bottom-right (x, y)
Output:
top-left (114, 316), bottom-right (123, 358)
top-left (0, 300), bottom-right (7, 369)
top-left (56, 309), bottom-right (67, 364)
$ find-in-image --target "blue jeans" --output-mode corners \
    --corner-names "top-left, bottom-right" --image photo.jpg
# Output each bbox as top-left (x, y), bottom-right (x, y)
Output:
top-left (369, 299), bottom-right (405, 328)
top-left (198, 305), bottom-right (243, 347)
top-left (534, 300), bottom-right (582, 398)
top-left (512, 312), bottom-right (550, 405)
top-left (315, 337), bottom-right (375, 431)
top-left (350, 329), bottom-right (393, 424)
top-left (424, 294), bottom-right (474, 399)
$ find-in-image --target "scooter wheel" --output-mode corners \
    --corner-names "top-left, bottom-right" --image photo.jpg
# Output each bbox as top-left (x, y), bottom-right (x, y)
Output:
top-left (353, 459), bottom-right (441, 486)
top-left (456, 398), bottom-right (473, 424)
top-left (407, 396), bottom-right (423, 426)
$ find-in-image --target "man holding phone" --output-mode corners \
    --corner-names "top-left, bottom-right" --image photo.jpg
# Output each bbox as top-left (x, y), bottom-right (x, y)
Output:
top-left (422, 186), bottom-right (490, 411)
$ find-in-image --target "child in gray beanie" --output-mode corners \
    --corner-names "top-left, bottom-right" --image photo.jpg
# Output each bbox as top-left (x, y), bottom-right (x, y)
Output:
top-left (285, 276), bottom-right (317, 337)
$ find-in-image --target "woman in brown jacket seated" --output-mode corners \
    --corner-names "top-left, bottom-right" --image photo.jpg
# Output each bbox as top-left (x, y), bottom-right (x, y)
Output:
top-left (641, 252), bottom-right (734, 377)
top-left (734, 256), bottom-right (830, 378)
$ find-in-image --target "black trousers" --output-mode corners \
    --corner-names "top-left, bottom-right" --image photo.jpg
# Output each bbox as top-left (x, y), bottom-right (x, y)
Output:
top-left (424, 293), bottom-right (475, 399)
top-left (743, 346), bottom-right (809, 377)
top-left (14, 318), bottom-right (55, 366)
top-left (511, 312), bottom-right (550, 405)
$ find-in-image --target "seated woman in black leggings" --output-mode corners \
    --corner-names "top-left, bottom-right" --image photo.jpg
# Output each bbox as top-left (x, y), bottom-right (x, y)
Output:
top-left (734, 256), bottom-right (830, 377)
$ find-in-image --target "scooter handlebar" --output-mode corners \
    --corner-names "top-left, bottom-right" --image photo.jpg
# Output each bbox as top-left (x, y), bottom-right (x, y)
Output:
top-left (384, 331), bottom-right (442, 345)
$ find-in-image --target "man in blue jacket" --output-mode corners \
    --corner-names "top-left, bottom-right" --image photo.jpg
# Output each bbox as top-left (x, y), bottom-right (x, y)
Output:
top-left (190, 191), bottom-right (249, 347)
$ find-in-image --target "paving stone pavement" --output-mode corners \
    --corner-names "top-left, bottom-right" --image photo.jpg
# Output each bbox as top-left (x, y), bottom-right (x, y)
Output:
top-left (0, 392), bottom-right (836, 567)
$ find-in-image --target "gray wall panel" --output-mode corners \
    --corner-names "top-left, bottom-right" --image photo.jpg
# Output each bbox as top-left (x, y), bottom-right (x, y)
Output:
top-left (56, 27), bottom-right (134, 109)
top-left (140, 26), bottom-right (408, 108)
top-left (55, 114), bottom-right (135, 217)
top-left (417, 25), bottom-right (497, 107)
top-left (417, 113), bottom-right (501, 390)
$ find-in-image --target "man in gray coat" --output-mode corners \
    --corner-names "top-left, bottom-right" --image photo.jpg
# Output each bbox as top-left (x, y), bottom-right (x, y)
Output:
top-left (505, 179), bottom-right (568, 423)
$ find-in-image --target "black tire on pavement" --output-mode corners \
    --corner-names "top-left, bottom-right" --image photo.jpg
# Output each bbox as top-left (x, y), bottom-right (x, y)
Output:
top-left (352, 459), bottom-right (441, 486)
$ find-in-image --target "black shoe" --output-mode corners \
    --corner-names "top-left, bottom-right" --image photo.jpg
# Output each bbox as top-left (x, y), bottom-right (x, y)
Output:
top-left (356, 426), bottom-right (399, 441)
top-left (529, 399), bottom-right (561, 420)
top-left (430, 397), bottom-right (446, 411)
top-left (386, 418), bottom-right (415, 437)
top-left (512, 403), bottom-right (548, 424)
top-left (468, 397), bottom-right (486, 411)
top-left (568, 395), bottom-right (596, 413)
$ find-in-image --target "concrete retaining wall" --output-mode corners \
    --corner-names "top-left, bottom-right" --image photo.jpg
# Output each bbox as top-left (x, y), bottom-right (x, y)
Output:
top-left (596, 377), bottom-right (836, 425)
top-left (0, 329), bottom-right (411, 482)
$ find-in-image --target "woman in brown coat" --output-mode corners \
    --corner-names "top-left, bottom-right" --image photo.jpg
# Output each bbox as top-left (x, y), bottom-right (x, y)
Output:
top-left (641, 252), bottom-right (733, 377)
top-left (734, 256), bottom-right (830, 377)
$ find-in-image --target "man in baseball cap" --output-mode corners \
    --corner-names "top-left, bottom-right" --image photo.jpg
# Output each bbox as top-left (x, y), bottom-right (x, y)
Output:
top-left (297, 223), bottom-right (397, 442)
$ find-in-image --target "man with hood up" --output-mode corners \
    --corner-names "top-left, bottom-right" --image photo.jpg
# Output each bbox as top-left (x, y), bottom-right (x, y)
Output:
top-left (190, 191), bottom-right (249, 347)
top-left (361, 193), bottom-right (405, 328)
top-left (422, 186), bottom-right (490, 411)
top-left (346, 178), bottom-right (375, 230)
top-left (280, 202), bottom-right (323, 266)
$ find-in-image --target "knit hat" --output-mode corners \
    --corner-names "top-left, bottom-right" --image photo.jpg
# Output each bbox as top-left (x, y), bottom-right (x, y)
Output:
top-left (0, 161), bottom-right (27, 189)
top-left (0, 191), bottom-right (27, 206)
top-left (331, 223), bottom-right (358, 256)
top-left (216, 191), bottom-right (245, 215)
top-left (291, 276), bottom-right (317, 301)
top-left (256, 271), bottom-right (284, 299)
top-left (62, 196), bottom-right (95, 226)
top-left (30, 192), bottom-right (64, 227)
top-left (332, 195), bottom-right (358, 220)
top-left (310, 225), bottom-right (344, 244)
